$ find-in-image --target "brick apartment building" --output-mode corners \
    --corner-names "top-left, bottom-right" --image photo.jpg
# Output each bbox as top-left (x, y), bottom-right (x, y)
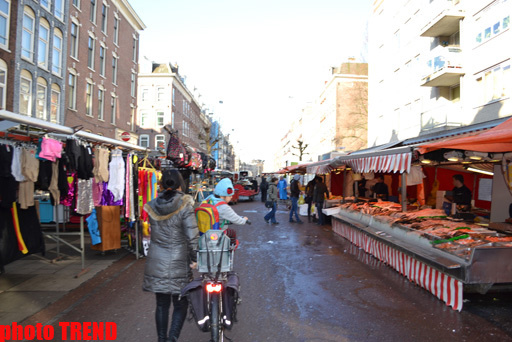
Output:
top-left (136, 61), bottom-right (209, 152)
top-left (8, 0), bottom-right (69, 123)
top-left (64, 0), bottom-right (145, 141)
top-left (0, 0), bottom-right (18, 112)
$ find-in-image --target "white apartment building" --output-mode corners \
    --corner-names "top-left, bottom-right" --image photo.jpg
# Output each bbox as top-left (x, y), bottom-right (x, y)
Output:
top-left (368, 0), bottom-right (511, 146)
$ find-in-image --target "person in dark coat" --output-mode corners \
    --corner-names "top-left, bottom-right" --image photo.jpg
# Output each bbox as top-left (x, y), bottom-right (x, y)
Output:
top-left (313, 176), bottom-right (330, 226)
top-left (305, 177), bottom-right (317, 222)
top-left (143, 170), bottom-right (199, 342)
top-left (260, 177), bottom-right (268, 202)
top-left (289, 174), bottom-right (303, 223)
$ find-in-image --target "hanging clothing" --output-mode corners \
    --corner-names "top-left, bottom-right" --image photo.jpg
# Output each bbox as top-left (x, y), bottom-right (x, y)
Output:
top-left (107, 150), bottom-right (125, 202)
top-left (93, 147), bottom-right (110, 183)
top-left (60, 171), bottom-right (76, 207)
top-left (48, 162), bottom-right (60, 205)
top-left (101, 181), bottom-right (124, 206)
top-left (92, 180), bottom-right (103, 207)
top-left (65, 139), bottom-right (81, 171)
top-left (19, 148), bottom-right (39, 209)
top-left (39, 137), bottom-right (63, 162)
top-left (38, 160), bottom-right (53, 191)
top-left (0, 205), bottom-right (45, 268)
top-left (11, 146), bottom-right (25, 182)
top-left (86, 209), bottom-right (102, 245)
top-left (407, 165), bottom-right (426, 186)
top-left (77, 145), bottom-right (94, 180)
top-left (57, 159), bottom-right (69, 197)
top-left (76, 178), bottom-right (94, 215)
top-left (0, 145), bottom-right (17, 208)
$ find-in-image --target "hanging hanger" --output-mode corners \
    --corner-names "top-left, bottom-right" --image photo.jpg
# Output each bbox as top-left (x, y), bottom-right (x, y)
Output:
top-left (138, 152), bottom-right (156, 171)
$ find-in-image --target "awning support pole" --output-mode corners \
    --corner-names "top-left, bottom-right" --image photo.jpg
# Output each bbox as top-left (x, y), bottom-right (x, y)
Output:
top-left (401, 173), bottom-right (407, 212)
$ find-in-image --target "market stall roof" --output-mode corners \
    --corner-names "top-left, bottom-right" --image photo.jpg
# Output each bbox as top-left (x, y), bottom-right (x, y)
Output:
top-left (306, 158), bottom-right (339, 174)
top-left (334, 146), bottom-right (413, 174)
top-left (0, 110), bottom-right (148, 151)
top-left (405, 117), bottom-right (508, 146)
top-left (418, 116), bottom-right (512, 154)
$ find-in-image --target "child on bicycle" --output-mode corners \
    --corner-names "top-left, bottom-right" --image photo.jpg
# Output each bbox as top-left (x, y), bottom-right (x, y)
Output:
top-left (204, 178), bottom-right (249, 242)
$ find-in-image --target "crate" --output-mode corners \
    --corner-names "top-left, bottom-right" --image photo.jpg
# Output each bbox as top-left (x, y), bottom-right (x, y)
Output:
top-left (197, 230), bottom-right (233, 273)
top-left (39, 200), bottom-right (54, 223)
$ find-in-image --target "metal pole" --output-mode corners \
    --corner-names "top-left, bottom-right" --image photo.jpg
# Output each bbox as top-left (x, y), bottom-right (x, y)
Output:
top-left (135, 221), bottom-right (139, 260)
top-left (80, 216), bottom-right (85, 270)
top-left (56, 204), bottom-right (60, 256)
top-left (401, 173), bottom-right (407, 212)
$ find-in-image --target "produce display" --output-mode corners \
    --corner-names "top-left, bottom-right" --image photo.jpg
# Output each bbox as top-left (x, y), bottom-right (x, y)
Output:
top-left (340, 201), bottom-right (512, 260)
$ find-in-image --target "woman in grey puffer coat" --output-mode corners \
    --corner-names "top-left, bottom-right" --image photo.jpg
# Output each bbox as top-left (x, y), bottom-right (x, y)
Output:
top-left (143, 170), bottom-right (199, 342)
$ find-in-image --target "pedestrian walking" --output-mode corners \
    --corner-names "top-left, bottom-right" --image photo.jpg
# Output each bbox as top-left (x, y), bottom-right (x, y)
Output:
top-left (264, 177), bottom-right (279, 225)
top-left (277, 176), bottom-right (288, 200)
top-left (289, 174), bottom-right (303, 223)
top-left (313, 176), bottom-right (330, 226)
top-left (305, 177), bottom-right (317, 222)
top-left (142, 170), bottom-right (199, 342)
top-left (260, 176), bottom-right (268, 202)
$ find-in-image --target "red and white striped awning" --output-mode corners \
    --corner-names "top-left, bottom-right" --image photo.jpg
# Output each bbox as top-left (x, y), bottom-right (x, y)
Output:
top-left (343, 152), bottom-right (412, 174)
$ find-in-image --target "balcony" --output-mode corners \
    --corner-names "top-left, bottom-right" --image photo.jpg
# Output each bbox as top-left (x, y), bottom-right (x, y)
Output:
top-left (420, 104), bottom-right (463, 133)
top-left (420, 0), bottom-right (464, 37)
top-left (421, 46), bottom-right (464, 87)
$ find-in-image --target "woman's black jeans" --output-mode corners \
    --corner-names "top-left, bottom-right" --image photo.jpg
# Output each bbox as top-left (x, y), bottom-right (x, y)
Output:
top-left (155, 293), bottom-right (188, 342)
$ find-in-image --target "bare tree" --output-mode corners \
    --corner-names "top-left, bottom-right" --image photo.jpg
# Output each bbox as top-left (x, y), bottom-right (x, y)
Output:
top-left (291, 140), bottom-right (309, 161)
top-left (198, 125), bottom-right (220, 155)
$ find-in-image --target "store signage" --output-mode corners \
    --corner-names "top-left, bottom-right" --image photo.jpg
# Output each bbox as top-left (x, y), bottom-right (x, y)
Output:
top-left (120, 131), bottom-right (131, 142)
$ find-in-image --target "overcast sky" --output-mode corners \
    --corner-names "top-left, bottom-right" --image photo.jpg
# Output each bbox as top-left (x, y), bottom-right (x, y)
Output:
top-left (129, 0), bottom-right (372, 165)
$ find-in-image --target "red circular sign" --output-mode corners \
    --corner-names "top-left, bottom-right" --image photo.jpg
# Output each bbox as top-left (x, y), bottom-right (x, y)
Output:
top-left (120, 132), bottom-right (131, 142)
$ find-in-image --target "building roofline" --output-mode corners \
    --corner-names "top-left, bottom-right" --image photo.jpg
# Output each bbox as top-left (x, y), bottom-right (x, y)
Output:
top-left (117, 0), bottom-right (146, 31)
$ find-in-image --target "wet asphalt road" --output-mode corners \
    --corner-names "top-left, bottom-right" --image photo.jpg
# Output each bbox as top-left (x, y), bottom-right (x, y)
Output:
top-left (23, 200), bottom-right (512, 341)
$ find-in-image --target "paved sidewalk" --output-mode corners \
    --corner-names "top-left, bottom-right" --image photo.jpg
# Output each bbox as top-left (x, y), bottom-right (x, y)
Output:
top-left (0, 235), bottom-right (130, 324)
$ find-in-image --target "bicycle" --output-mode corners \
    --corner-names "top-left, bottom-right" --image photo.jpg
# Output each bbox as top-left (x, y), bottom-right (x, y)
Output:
top-left (184, 220), bottom-right (251, 342)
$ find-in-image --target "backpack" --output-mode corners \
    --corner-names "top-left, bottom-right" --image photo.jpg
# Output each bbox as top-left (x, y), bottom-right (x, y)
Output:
top-left (165, 128), bottom-right (189, 167)
top-left (195, 199), bottom-right (227, 235)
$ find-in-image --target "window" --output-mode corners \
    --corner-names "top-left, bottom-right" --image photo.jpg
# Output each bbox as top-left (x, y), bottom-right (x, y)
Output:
top-left (156, 111), bottom-right (164, 127)
top-left (0, 0), bottom-right (10, 48)
top-left (110, 95), bottom-right (116, 124)
top-left (85, 81), bottom-right (93, 116)
top-left (101, 3), bottom-right (108, 32)
top-left (70, 21), bottom-right (79, 59)
top-left (20, 70), bottom-right (32, 115)
top-left (52, 29), bottom-right (63, 75)
top-left (68, 70), bottom-right (77, 109)
top-left (155, 135), bottom-right (165, 149)
top-left (172, 87), bottom-right (175, 106)
top-left (132, 37), bottom-right (137, 62)
top-left (36, 78), bottom-right (47, 120)
top-left (112, 56), bottom-right (118, 84)
top-left (140, 112), bottom-right (148, 127)
top-left (41, 0), bottom-right (50, 11)
top-left (113, 15), bottom-right (119, 45)
top-left (182, 120), bottom-right (189, 136)
top-left (98, 88), bottom-right (104, 120)
top-left (157, 87), bottom-right (164, 101)
top-left (131, 72), bottom-right (136, 97)
top-left (22, 7), bottom-right (35, 61)
top-left (87, 36), bottom-right (95, 69)
top-left (54, 0), bottom-right (64, 20)
top-left (50, 84), bottom-right (60, 123)
top-left (0, 59), bottom-right (6, 109)
top-left (142, 88), bottom-right (148, 101)
top-left (37, 20), bottom-right (50, 69)
top-left (73, 0), bottom-right (80, 9)
top-left (90, 0), bottom-right (97, 23)
top-left (99, 45), bottom-right (105, 76)
top-left (477, 63), bottom-right (510, 104)
top-left (171, 111), bottom-right (174, 128)
top-left (139, 134), bottom-right (149, 148)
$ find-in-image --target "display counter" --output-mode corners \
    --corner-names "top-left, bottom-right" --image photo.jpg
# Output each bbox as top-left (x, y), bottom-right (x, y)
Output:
top-left (329, 202), bottom-right (512, 311)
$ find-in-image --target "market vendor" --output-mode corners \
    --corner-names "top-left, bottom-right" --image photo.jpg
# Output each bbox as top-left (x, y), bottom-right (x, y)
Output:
top-left (444, 174), bottom-right (472, 212)
top-left (372, 175), bottom-right (389, 200)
